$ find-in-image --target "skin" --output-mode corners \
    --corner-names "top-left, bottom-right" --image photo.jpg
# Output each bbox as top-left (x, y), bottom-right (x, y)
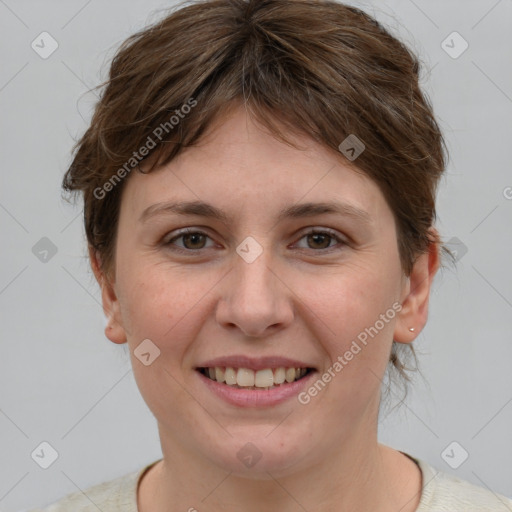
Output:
top-left (91, 103), bottom-right (439, 512)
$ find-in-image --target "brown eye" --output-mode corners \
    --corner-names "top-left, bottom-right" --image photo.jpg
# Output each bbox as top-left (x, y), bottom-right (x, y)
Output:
top-left (306, 233), bottom-right (333, 250)
top-left (165, 229), bottom-right (214, 252)
top-left (295, 229), bottom-right (345, 252)
top-left (181, 232), bottom-right (207, 250)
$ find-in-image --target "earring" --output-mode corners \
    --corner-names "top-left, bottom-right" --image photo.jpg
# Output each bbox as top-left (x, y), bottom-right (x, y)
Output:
top-left (409, 327), bottom-right (415, 332)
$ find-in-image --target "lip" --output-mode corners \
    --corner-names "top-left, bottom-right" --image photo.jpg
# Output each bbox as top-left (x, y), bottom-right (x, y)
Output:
top-left (196, 368), bottom-right (318, 408)
top-left (195, 355), bottom-right (315, 372)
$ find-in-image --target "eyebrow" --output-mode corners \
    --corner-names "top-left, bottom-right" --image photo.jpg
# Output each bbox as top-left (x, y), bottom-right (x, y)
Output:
top-left (139, 200), bottom-right (372, 226)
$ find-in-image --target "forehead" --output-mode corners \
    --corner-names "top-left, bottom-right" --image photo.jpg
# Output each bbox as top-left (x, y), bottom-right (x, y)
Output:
top-left (120, 106), bottom-right (389, 226)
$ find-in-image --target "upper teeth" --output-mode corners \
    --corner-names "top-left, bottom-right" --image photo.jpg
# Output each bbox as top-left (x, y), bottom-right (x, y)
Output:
top-left (204, 367), bottom-right (308, 388)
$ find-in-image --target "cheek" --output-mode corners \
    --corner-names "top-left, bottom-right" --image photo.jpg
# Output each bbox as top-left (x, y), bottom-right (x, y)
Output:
top-left (313, 260), bottom-right (400, 334)
top-left (116, 260), bottom-right (220, 355)
top-left (290, 270), bottom-right (401, 428)
top-left (117, 264), bottom-right (208, 418)
top-left (303, 257), bottom-right (402, 382)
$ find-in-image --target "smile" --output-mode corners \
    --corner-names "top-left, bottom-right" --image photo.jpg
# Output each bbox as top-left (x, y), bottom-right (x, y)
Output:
top-left (198, 366), bottom-right (312, 390)
top-left (195, 363), bottom-right (317, 407)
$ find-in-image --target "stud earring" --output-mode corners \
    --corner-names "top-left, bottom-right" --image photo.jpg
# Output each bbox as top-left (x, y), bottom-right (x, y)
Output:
top-left (409, 327), bottom-right (415, 332)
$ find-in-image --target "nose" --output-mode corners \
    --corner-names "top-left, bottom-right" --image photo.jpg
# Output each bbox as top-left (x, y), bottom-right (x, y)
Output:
top-left (215, 248), bottom-right (294, 338)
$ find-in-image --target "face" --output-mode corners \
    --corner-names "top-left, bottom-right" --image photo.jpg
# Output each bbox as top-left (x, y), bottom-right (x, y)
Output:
top-left (99, 105), bottom-right (432, 478)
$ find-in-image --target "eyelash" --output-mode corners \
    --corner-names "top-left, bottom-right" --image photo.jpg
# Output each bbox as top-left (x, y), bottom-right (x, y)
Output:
top-left (163, 227), bottom-right (346, 255)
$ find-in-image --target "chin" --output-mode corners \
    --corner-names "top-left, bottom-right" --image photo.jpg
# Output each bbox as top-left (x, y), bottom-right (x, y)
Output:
top-left (203, 430), bottom-right (313, 479)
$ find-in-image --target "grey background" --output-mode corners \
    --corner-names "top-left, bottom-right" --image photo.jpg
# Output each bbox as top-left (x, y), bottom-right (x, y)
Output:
top-left (1, 0), bottom-right (511, 510)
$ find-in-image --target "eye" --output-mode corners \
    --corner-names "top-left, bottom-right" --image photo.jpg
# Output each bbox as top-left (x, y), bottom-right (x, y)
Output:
top-left (294, 228), bottom-right (346, 251)
top-left (164, 229), bottom-right (216, 252)
top-left (163, 227), bottom-right (346, 254)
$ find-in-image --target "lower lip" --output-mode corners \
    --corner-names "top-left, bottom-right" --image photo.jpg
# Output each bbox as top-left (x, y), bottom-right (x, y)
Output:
top-left (196, 370), bottom-right (317, 408)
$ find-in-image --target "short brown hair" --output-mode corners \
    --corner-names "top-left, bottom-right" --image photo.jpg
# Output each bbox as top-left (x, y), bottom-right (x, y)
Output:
top-left (63, 0), bottom-right (448, 387)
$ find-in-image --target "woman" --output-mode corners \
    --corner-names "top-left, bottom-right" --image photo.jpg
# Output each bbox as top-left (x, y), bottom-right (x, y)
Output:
top-left (30, 0), bottom-right (512, 510)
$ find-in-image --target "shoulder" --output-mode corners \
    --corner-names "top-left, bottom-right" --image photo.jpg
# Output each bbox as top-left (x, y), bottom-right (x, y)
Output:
top-left (25, 461), bottom-right (159, 512)
top-left (409, 455), bottom-right (512, 511)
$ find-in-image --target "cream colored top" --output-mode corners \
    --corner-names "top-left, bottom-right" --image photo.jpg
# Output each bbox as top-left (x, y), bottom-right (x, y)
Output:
top-left (27, 454), bottom-right (512, 511)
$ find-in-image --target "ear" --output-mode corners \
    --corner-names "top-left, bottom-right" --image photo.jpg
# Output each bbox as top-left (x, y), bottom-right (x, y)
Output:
top-left (393, 228), bottom-right (440, 344)
top-left (89, 246), bottom-right (127, 345)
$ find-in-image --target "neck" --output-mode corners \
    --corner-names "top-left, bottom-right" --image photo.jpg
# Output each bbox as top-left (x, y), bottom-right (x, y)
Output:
top-left (139, 416), bottom-right (420, 512)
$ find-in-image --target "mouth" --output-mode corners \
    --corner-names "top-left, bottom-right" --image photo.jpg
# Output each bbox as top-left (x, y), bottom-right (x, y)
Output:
top-left (196, 366), bottom-right (314, 390)
top-left (194, 356), bottom-right (318, 407)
